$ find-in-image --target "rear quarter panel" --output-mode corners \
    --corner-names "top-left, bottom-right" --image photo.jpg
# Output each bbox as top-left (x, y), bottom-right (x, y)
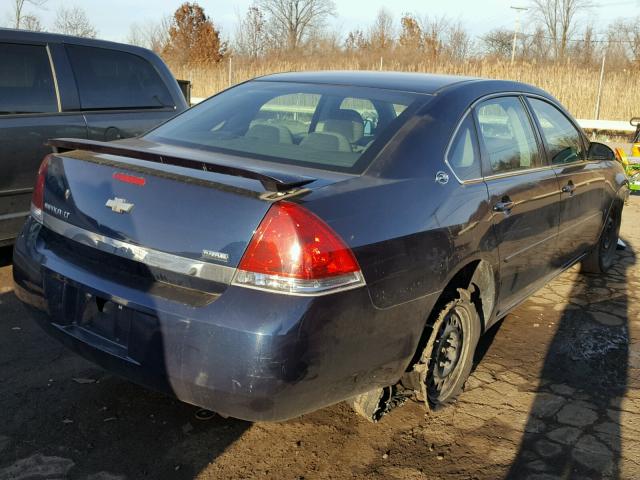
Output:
top-left (301, 87), bottom-right (502, 316)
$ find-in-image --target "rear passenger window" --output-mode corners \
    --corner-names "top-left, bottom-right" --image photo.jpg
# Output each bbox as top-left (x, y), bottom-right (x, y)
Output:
top-left (0, 43), bottom-right (57, 114)
top-left (66, 45), bottom-right (173, 110)
top-left (476, 97), bottom-right (541, 175)
top-left (448, 114), bottom-right (481, 180)
top-left (528, 98), bottom-right (585, 165)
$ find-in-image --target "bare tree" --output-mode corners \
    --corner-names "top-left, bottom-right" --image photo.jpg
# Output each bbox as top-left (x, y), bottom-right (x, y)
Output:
top-left (602, 19), bottom-right (640, 67)
top-left (529, 0), bottom-right (592, 60)
top-left (570, 25), bottom-right (597, 66)
top-left (127, 17), bottom-right (171, 53)
top-left (419, 15), bottom-right (449, 60)
top-left (21, 14), bottom-right (42, 31)
top-left (368, 8), bottom-right (394, 51)
top-left (481, 28), bottom-right (514, 58)
top-left (399, 13), bottom-right (422, 50)
top-left (613, 17), bottom-right (640, 65)
top-left (344, 29), bottom-right (367, 51)
top-left (520, 26), bottom-right (551, 62)
top-left (9, 0), bottom-right (47, 29)
top-left (305, 26), bottom-right (341, 53)
top-left (444, 21), bottom-right (473, 62)
top-left (625, 20), bottom-right (640, 65)
top-left (235, 5), bottom-right (267, 58)
top-left (257, 0), bottom-right (336, 51)
top-left (54, 5), bottom-right (97, 38)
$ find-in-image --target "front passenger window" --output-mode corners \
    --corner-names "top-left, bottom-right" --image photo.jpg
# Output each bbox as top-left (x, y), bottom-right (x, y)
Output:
top-left (476, 97), bottom-right (541, 175)
top-left (527, 98), bottom-right (585, 165)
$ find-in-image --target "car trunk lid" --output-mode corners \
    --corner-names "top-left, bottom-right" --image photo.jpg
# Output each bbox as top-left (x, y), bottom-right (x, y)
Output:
top-left (39, 139), bottom-right (326, 292)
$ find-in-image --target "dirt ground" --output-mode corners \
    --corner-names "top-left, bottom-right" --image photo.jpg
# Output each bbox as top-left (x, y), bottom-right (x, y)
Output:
top-left (1, 196), bottom-right (639, 480)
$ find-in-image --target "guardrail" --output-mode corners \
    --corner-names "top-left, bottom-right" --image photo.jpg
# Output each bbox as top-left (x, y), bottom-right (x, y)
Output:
top-left (576, 119), bottom-right (636, 134)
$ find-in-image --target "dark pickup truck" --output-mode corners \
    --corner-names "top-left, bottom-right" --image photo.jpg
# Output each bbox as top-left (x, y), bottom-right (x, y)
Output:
top-left (0, 29), bottom-right (188, 246)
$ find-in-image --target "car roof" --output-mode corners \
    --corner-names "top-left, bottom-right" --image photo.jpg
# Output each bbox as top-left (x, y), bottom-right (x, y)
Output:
top-left (257, 71), bottom-right (487, 94)
top-left (0, 27), bottom-right (153, 57)
top-left (257, 71), bottom-right (547, 97)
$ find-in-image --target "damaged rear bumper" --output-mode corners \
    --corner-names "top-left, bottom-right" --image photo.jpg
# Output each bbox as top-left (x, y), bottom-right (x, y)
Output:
top-left (13, 218), bottom-right (437, 421)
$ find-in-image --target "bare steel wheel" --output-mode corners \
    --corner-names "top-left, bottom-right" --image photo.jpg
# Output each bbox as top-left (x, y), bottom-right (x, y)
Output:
top-left (417, 287), bottom-right (481, 409)
top-left (429, 310), bottom-right (466, 400)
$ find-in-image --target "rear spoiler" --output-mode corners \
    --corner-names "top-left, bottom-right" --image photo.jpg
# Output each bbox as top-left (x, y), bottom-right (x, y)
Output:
top-left (48, 138), bottom-right (315, 193)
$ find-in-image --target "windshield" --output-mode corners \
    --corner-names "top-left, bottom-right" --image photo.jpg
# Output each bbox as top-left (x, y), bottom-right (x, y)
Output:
top-left (146, 81), bottom-right (428, 174)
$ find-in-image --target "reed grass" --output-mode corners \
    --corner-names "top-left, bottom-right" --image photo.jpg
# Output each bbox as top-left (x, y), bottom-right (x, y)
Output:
top-left (170, 56), bottom-right (639, 121)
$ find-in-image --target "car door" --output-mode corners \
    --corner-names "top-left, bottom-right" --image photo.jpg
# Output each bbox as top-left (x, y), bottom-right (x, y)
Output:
top-left (64, 45), bottom-right (180, 141)
top-left (475, 96), bottom-right (561, 313)
top-left (525, 97), bottom-right (606, 267)
top-left (0, 41), bottom-right (87, 245)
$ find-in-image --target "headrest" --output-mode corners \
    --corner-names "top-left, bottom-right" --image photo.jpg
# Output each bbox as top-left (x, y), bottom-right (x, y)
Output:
top-left (300, 132), bottom-right (352, 152)
top-left (318, 109), bottom-right (364, 143)
top-left (245, 123), bottom-right (293, 144)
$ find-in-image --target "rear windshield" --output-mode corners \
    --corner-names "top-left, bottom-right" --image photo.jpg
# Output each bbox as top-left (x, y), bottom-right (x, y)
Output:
top-left (145, 81), bottom-right (427, 173)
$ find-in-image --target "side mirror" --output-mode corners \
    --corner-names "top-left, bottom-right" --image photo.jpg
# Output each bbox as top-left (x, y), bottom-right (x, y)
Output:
top-left (588, 142), bottom-right (616, 162)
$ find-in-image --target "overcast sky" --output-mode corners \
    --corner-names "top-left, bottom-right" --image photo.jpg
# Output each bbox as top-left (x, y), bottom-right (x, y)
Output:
top-left (7, 0), bottom-right (640, 44)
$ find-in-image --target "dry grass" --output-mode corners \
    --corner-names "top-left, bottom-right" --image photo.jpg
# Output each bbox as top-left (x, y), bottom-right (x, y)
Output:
top-left (170, 56), bottom-right (639, 121)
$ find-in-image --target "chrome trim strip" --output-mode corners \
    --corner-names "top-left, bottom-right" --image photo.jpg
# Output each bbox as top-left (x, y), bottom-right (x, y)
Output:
top-left (231, 269), bottom-right (366, 297)
top-left (42, 213), bottom-right (236, 284)
top-left (46, 45), bottom-right (62, 113)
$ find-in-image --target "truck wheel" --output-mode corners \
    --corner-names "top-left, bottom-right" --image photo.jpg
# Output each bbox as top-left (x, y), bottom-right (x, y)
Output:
top-left (582, 205), bottom-right (622, 274)
top-left (419, 287), bottom-right (481, 409)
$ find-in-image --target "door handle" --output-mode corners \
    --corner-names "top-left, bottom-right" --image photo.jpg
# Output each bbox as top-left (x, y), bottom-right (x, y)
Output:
top-left (493, 199), bottom-right (514, 213)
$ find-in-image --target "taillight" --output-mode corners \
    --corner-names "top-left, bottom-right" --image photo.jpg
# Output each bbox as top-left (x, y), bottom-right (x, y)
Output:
top-left (233, 202), bottom-right (365, 295)
top-left (30, 155), bottom-right (51, 223)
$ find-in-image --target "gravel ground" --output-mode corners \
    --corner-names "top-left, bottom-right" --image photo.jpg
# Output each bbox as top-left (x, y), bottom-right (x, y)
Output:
top-left (0, 196), bottom-right (639, 480)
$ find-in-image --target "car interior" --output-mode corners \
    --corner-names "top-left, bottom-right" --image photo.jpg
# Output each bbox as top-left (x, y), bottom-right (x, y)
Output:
top-left (157, 88), bottom-right (416, 172)
top-left (477, 100), bottom-right (539, 174)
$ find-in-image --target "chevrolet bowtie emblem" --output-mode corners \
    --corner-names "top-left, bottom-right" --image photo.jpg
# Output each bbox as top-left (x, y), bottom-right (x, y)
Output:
top-left (106, 197), bottom-right (134, 214)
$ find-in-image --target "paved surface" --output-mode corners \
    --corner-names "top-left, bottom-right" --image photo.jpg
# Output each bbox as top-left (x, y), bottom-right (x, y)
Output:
top-left (0, 196), bottom-right (639, 480)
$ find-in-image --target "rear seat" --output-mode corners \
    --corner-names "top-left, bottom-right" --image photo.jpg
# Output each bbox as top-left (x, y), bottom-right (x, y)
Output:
top-left (317, 109), bottom-right (365, 145)
top-left (300, 132), bottom-right (352, 152)
top-left (245, 123), bottom-right (293, 144)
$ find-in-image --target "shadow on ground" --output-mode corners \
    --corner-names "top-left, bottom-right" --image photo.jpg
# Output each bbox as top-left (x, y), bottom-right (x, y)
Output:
top-left (0, 246), bottom-right (12, 268)
top-left (354, 240), bottom-right (636, 479)
top-left (507, 239), bottom-right (635, 478)
top-left (0, 287), bottom-right (249, 479)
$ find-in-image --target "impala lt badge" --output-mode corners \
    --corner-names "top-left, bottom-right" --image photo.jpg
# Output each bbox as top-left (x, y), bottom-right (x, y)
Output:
top-left (106, 197), bottom-right (134, 214)
top-left (202, 249), bottom-right (230, 262)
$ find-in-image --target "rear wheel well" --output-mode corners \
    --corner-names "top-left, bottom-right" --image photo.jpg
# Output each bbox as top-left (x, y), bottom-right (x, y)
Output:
top-left (406, 259), bottom-right (496, 371)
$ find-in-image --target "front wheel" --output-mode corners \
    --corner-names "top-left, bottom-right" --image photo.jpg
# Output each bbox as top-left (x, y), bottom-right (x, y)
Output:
top-left (582, 205), bottom-right (622, 274)
top-left (418, 287), bottom-right (481, 409)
